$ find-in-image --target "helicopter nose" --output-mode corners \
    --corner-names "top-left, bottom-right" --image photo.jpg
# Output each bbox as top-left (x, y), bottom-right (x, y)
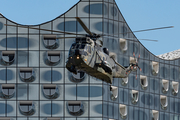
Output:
top-left (75, 49), bottom-right (80, 55)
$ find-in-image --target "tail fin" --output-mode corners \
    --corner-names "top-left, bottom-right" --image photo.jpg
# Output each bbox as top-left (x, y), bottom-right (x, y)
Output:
top-left (112, 53), bottom-right (142, 79)
top-left (111, 57), bottom-right (132, 78)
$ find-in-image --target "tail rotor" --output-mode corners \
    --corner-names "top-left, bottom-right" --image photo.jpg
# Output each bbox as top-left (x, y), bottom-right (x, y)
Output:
top-left (132, 52), bottom-right (142, 79)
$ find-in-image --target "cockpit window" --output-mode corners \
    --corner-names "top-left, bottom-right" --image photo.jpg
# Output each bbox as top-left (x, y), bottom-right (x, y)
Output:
top-left (84, 45), bottom-right (87, 51)
top-left (76, 44), bottom-right (80, 49)
top-left (71, 43), bottom-right (76, 49)
top-left (80, 44), bottom-right (85, 49)
top-left (87, 46), bottom-right (91, 54)
top-left (84, 45), bottom-right (91, 54)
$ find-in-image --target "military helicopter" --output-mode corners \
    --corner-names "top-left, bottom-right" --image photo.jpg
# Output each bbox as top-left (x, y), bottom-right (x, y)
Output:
top-left (5, 17), bottom-right (173, 84)
top-left (65, 18), bottom-right (174, 84)
top-left (66, 17), bottom-right (141, 84)
top-left (66, 18), bottom-right (175, 84)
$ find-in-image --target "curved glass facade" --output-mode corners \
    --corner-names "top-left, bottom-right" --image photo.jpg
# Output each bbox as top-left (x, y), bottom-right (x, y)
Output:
top-left (0, 0), bottom-right (180, 119)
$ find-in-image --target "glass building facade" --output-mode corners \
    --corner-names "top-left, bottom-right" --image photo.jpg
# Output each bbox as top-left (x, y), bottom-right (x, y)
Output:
top-left (0, 0), bottom-right (180, 119)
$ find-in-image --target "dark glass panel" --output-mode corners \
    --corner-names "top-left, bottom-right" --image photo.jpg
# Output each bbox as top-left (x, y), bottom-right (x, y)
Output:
top-left (65, 19), bottom-right (77, 32)
top-left (18, 35), bottom-right (28, 50)
top-left (6, 35), bottom-right (16, 50)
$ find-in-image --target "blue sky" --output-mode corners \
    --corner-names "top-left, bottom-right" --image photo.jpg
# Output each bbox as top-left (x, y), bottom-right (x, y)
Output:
top-left (0, 0), bottom-right (179, 55)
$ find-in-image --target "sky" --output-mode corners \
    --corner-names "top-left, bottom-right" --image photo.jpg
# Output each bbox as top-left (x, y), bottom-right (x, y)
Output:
top-left (0, 0), bottom-right (179, 55)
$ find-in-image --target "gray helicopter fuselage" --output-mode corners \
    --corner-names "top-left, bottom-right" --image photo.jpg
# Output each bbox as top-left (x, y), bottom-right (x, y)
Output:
top-left (66, 37), bottom-right (130, 84)
top-left (66, 37), bottom-right (113, 83)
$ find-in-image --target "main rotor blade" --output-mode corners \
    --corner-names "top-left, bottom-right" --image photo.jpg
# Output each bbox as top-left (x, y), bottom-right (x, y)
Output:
top-left (116, 26), bottom-right (174, 35)
top-left (103, 36), bottom-right (158, 42)
top-left (138, 39), bottom-right (158, 42)
top-left (4, 24), bottom-right (86, 36)
top-left (125, 38), bottom-right (158, 42)
top-left (76, 17), bottom-right (93, 36)
top-left (132, 26), bottom-right (174, 33)
top-left (56, 36), bottom-right (84, 39)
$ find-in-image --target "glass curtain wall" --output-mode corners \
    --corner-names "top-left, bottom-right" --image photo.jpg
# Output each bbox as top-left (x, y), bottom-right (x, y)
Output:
top-left (0, 0), bottom-right (180, 120)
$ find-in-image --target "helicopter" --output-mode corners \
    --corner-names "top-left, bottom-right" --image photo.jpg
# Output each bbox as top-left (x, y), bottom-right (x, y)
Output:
top-left (65, 17), bottom-right (142, 84)
top-left (5, 17), bottom-right (173, 84)
top-left (65, 18), bottom-right (173, 84)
